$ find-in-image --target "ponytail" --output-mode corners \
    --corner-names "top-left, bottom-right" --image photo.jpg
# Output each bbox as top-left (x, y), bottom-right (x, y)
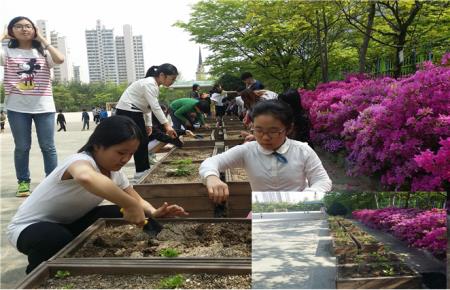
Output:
top-left (145, 63), bottom-right (178, 78)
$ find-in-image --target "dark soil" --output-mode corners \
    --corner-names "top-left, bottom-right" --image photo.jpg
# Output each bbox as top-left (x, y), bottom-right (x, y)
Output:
top-left (143, 163), bottom-right (202, 184)
top-left (43, 273), bottom-right (251, 289)
top-left (339, 263), bottom-right (416, 278)
top-left (337, 252), bottom-right (402, 265)
top-left (230, 168), bottom-right (248, 182)
top-left (182, 134), bottom-right (213, 141)
top-left (164, 149), bottom-right (213, 162)
top-left (225, 131), bottom-right (244, 140)
top-left (70, 222), bottom-right (251, 258)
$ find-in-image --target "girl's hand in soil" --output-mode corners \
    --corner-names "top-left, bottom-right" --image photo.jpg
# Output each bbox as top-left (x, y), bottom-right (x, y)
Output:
top-left (164, 123), bottom-right (177, 138)
top-left (152, 202), bottom-right (189, 218)
top-left (185, 130), bottom-right (195, 137)
top-left (205, 175), bottom-right (229, 203)
top-left (122, 204), bottom-right (147, 227)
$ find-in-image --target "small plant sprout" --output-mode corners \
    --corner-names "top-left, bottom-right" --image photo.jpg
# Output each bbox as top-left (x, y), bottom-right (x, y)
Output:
top-left (158, 274), bottom-right (185, 289)
top-left (159, 248), bottom-right (180, 257)
top-left (54, 270), bottom-right (71, 278)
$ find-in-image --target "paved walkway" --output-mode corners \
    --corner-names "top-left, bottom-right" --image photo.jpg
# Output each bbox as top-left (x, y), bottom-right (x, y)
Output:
top-left (252, 212), bottom-right (336, 289)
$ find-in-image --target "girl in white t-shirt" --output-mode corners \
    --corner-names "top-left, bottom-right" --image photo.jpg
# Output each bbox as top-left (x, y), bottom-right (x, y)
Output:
top-left (1, 16), bottom-right (65, 197)
top-left (7, 115), bottom-right (188, 274)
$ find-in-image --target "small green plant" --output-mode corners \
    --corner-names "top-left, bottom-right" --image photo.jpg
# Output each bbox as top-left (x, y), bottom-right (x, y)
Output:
top-left (158, 274), bottom-right (185, 289)
top-left (54, 270), bottom-right (71, 278)
top-left (159, 248), bottom-right (180, 257)
top-left (62, 284), bottom-right (74, 289)
top-left (167, 159), bottom-right (194, 177)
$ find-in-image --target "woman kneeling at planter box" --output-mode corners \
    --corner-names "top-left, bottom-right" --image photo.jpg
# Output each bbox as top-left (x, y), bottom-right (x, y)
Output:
top-left (7, 116), bottom-right (188, 274)
top-left (199, 100), bottom-right (332, 203)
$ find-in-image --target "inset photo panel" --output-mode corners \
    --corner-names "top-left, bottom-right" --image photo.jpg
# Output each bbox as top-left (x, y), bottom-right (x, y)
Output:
top-left (251, 191), bottom-right (447, 289)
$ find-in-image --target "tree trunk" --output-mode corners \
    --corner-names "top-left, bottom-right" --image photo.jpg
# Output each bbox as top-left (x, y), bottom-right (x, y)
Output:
top-left (359, 3), bottom-right (376, 73)
top-left (315, 10), bottom-right (327, 83)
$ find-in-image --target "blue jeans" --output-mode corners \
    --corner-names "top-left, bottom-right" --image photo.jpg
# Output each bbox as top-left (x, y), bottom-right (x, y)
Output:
top-left (7, 110), bottom-right (57, 183)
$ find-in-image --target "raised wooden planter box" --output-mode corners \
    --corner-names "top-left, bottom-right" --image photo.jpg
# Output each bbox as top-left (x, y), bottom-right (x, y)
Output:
top-left (331, 239), bottom-right (358, 256)
top-left (17, 260), bottom-right (251, 289)
top-left (337, 252), bottom-right (401, 265)
top-left (223, 129), bottom-right (245, 146)
top-left (336, 263), bottom-right (422, 289)
top-left (51, 218), bottom-right (251, 261)
top-left (134, 183), bottom-right (250, 217)
top-left (181, 130), bottom-right (217, 147)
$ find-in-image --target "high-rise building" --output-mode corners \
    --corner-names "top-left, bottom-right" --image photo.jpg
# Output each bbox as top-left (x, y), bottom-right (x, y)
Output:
top-left (133, 35), bottom-right (145, 80)
top-left (73, 65), bottom-right (81, 83)
top-left (50, 31), bottom-right (73, 83)
top-left (85, 20), bottom-right (118, 83)
top-left (35, 20), bottom-right (48, 40)
top-left (115, 25), bottom-right (145, 84)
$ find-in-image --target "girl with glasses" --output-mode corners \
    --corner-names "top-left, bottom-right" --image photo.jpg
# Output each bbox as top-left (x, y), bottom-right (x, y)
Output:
top-left (199, 100), bottom-right (331, 203)
top-left (1, 16), bottom-right (65, 197)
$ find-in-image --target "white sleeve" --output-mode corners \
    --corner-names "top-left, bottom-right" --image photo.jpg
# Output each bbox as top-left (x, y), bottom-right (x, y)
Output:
top-left (144, 112), bottom-right (152, 127)
top-left (45, 50), bottom-right (55, 69)
top-left (301, 146), bottom-right (332, 194)
top-left (199, 144), bottom-right (247, 183)
top-left (0, 47), bottom-right (5, 66)
top-left (143, 83), bottom-right (168, 126)
top-left (114, 170), bottom-right (130, 190)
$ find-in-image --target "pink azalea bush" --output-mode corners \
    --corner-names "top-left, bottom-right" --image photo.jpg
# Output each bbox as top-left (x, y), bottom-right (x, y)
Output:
top-left (353, 208), bottom-right (446, 259)
top-left (302, 54), bottom-right (450, 190)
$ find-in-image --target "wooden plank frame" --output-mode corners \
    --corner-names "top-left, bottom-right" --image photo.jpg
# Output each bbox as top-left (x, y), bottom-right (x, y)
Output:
top-left (16, 260), bottom-right (251, 289)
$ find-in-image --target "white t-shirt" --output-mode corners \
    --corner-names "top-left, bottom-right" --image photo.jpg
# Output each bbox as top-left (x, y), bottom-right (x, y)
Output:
top-left (7, 152), bottom-right (130, 248)
top-left (0, 47), bottom-right (55, 113)
top-left (210, 92), bottom-right (227, 106)
top-left (199, 138), bottom-right (332, 192)
top-left (116, 77), bottom-right (168, 126)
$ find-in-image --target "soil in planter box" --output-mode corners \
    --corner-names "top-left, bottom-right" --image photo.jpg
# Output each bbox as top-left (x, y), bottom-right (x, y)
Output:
top-left (225, 132), bottom-right (244, 140)
top-left (182, 134), bottom-right (213, 141)
top-left (164, 149), bottom-right (213, 162)
top-left (42, 273), bottom-right (251, 289)
top-left (143, 163), bottom-right (202, 184)
top-left (340, 263), bottom-right (416, 278)
top-left (71, 222), bottom-right (251, 258)
top-left (337, 252), bottom-right (402, 265)
top-left (230, 168), bottom-right (248, 182)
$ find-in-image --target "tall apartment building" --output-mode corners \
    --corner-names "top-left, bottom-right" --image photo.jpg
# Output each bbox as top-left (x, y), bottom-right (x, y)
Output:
top-left (85, 20), bottom-right (118, 83)
top-left (50, 31), bottom-right (73, 83)
top-left (35, 20), bottom-right (48, 40)
top-left (115, 25), bottom-right (145, 84)
top-left (73, 65), bottom-right (81, 83)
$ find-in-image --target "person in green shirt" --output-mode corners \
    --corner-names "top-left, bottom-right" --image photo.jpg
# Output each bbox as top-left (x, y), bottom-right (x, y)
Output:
top-left (169, 98), bottom-right (211, 130)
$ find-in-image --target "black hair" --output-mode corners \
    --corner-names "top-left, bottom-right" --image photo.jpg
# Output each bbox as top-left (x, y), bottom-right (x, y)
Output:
top-left (7, 16), bottom-right (46, 57)
top-left (278, 88), bottom-right (305, 116)
top-left (240, 72), bottom-right (253, 80)
top-left (251, 99), bottom-right (293, 129)
top-left (192, 84), bottom-right (199, 90)
top-left (210, 83), bottom-right (222, 94)
top-left (196, 100), bottom-right (211, 114)
top-left (145, 63), bottom-right (178, 78)
top-left (58, 109), bottom-right (63, 113)
top-left (78, 115), bottom-right (142, 154)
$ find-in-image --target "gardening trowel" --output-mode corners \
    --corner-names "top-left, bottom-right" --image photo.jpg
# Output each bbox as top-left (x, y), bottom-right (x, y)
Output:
top-left (120, 208), bottom-right (163, 237)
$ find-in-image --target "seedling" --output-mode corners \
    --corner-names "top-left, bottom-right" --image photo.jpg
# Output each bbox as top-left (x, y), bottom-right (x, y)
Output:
top-left (167, 159), bottom-right (195, 177)
top-left (159, 248), bottom-right (180, 257)
top-left (62, 284), bottom-right (74, 289)
top-left (54, 270), bottom-right (71, 279)
top-left (158, 274), bottom-right (185, 289)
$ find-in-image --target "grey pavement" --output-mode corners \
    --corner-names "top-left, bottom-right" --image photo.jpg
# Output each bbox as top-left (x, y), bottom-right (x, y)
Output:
top-left (252, 212), bottom-right (336, 289)
top-left (0, 113), bottom-right (151, 288)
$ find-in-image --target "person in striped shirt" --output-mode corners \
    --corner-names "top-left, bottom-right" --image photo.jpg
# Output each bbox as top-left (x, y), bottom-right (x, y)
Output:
top-left (1, 16), bottom-right (65, 197)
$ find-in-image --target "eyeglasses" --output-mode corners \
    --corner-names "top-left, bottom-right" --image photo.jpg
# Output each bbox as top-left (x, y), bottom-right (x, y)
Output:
top-left (13, 24), bottom-right (34, 30)
top-left (251, 128), bottom-right (285, 138)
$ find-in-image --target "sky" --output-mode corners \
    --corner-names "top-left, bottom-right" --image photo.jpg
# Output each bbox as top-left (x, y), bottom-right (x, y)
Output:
top-left (1, 0), bottom-right (210, 83)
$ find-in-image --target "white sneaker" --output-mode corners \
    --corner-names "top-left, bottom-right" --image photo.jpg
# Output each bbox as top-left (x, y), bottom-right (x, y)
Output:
top-left (133, 169), bottom-right (150, 182)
